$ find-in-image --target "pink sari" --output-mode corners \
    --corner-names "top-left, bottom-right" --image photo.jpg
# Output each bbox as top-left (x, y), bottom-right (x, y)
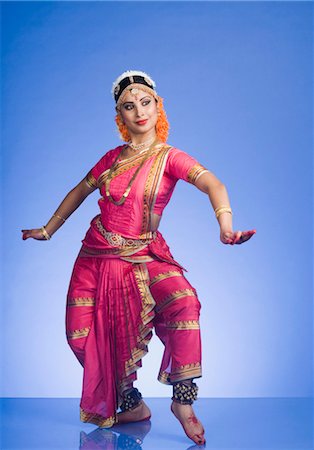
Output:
top-left (65, 143), bottom-right (209, 427)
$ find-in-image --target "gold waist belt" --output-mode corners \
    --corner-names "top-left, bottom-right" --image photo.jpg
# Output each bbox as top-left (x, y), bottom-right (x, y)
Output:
top-left (95, 216), bottom-right (157, 248)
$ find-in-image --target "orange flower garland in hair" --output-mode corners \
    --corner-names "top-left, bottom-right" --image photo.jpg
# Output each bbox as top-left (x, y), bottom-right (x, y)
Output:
top-left (114, 96), bottom-right (170, 143)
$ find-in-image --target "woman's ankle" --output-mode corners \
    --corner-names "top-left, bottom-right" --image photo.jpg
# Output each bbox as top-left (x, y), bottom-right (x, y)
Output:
top-left (171, 379), bottom-right (199, 405)
top-left (120, 387), bottom-right (143, 413)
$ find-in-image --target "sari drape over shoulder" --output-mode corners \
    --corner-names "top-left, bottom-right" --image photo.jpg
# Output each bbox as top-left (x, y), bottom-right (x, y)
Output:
top-left (66, 143), bottom-right (210, 428)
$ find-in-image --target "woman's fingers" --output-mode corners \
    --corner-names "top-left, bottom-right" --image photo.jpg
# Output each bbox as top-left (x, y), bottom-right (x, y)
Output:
top-left (21, 228), bottom-right (45, 240)
top-left (232, 231), bottom-right (242, 244)
top-left (235, 229), bottom-right (256, 244)
top-left (221, 231), bottom-right (233, 244)
top-left (21, 229), bottom-right (30, 240)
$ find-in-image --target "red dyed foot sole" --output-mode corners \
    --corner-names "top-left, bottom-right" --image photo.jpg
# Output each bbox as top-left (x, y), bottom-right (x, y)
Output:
top-left (141, 416), bottom-right (151, 421)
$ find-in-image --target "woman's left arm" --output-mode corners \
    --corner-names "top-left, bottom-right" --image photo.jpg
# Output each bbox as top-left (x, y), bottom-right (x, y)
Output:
top-left (194, 171), bottom-right (256, 245)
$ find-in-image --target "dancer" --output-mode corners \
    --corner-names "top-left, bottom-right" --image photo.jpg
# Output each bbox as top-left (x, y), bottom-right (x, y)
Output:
top-left (22, 70), bottom-right (256, 446)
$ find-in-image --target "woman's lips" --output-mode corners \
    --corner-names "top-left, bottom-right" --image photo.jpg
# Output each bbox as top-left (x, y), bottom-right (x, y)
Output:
top-left (136, 119), bottom-right (148, 125)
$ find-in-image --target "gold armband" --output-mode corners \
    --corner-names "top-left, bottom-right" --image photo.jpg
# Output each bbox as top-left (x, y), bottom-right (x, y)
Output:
top-left (85, 171), bottom-right (98, 188)
top-left (187, 164), bottom-right (210, 184)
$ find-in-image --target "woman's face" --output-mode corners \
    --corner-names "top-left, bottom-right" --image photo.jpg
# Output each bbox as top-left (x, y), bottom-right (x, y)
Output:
top-left (117, 88), bottom-right (158, 138)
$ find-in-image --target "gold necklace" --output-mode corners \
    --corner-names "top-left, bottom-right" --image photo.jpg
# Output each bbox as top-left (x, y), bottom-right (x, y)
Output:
top-left (105, 138), bottom-right (160, 206)
top-left (127, 136), bottom-right (155, 151)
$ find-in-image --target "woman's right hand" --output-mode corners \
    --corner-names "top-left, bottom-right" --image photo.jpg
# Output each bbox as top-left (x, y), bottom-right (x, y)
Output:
top-left (21, 228), bottom-right (47, 240)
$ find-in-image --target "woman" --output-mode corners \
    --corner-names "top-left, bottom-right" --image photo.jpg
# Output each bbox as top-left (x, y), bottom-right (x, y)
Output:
top-left (21, 70), bottom-right (256, 446)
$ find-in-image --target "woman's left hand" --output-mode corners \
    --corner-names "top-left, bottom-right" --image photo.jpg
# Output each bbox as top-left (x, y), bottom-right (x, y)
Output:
top-left (220, 229), bottom-right (256, 245)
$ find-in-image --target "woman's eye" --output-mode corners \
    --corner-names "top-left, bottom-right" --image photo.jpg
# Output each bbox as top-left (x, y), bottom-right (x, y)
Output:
top-left (124, 100), bottom-right (150, 110)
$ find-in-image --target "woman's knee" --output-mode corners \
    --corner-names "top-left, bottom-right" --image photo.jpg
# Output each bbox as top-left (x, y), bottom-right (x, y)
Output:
top-left (162, 295), bottom-right (201, 321)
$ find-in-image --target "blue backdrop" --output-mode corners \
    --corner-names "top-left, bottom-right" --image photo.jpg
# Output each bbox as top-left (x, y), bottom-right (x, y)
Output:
top-left (1, 1), bottom-right (312, 398)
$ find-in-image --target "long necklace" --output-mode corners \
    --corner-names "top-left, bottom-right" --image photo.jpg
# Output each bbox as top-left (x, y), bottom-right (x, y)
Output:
top-left (105, 137), bottom-right (160, 206)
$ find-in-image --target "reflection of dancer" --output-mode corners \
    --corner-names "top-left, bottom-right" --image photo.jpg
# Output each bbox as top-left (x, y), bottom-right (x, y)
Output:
top-left (80, 420), bottom-right (151, 450)
top-left (21, 70), bottom-right (256, 446)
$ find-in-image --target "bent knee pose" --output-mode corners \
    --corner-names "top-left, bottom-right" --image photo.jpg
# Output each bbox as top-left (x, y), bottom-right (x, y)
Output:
top-left (22, 69), bottom-right (256, 446)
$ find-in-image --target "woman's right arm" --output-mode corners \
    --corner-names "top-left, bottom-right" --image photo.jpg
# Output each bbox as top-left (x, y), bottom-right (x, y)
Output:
top-left (21, 176), bottom-right (97, 240)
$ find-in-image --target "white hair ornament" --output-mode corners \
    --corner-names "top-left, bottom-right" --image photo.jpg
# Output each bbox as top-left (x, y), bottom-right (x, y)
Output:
top-left (111, 70), bottom-right (158, 106)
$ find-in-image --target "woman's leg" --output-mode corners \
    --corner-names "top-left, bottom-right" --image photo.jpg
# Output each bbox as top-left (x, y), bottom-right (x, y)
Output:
top-left (146, 260), bottom-right (202, 384)
top-left (170, 378), bottom-right (205, 445)
top-left (146, 260), bottom-right (205, 445)
top-left (65, 256), bottom-right (99, 367)
top-left (116, 386), bottom-right (151, 424)
top-left (67, 256), bottom-right (153, 427)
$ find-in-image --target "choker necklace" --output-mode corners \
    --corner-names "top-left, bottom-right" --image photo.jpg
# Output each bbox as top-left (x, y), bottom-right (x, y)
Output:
top-left (127, 136), bottom-right (155, 151)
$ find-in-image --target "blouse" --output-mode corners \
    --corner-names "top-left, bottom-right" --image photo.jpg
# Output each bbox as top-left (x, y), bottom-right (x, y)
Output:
top-left (84, 143), bottom-right (209, 240)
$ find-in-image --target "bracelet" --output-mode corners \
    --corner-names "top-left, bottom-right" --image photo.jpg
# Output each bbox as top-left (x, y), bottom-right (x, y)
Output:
top-left (216, 209), bottom-right (232, 219)
top-left (53, 213), bottom-right (66, 222)
top-left (214, 204), bottom-right (230, 213)
top-left (215, 205), bottom-right (233, 219)
top-left (41, 225), bottom-right (51, 240)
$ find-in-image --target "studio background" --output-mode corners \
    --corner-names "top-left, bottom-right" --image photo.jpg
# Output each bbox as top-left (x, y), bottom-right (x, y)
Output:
top-left (1, 1), bottom-right (312, 398)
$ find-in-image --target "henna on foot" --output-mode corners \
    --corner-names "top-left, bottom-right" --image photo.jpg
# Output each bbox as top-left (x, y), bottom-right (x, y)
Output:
top-left (171, 401), bottom-right (206, 446)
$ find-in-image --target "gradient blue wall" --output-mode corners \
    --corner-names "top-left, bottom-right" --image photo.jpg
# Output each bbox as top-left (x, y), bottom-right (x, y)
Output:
top-left (1, 1), bottom-right (313, 398)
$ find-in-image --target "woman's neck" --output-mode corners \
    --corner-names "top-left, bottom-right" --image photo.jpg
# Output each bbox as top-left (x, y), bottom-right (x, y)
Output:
top-left (128, 131), bottom-right (157, 145)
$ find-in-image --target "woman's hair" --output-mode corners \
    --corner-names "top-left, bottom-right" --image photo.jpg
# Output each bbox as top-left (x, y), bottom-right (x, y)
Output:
top-left (114, 96), bottom-right (169, 143)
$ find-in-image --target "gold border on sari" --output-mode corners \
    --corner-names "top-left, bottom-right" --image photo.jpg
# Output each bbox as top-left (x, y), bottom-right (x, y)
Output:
top-left (123, 264), bottom-right (156, 378)
top-left (156, 288), bottom-right (197, 313)
top-left (187, 164), bottom-right (210, 184)
top-left (141, 146), bottom-right (172, 235)
top-left (66, 326), bottom-right (91, 340)
top-left (66, 297), bottom-right (95, 307)
top-left (80, 407), bottom-right (116, 428)
top-left (97, 145), bottom-right (165, 188)
top-left (121, 255), bottom-right (155, 263)
top-left (158, 370), bottom-right (171, 384)
top-left (165, 320), bottom-right (200, 330)
top-left (149, 270), bottom-right (183, 287)
top-left (158, 362), bottom-right (202, 385)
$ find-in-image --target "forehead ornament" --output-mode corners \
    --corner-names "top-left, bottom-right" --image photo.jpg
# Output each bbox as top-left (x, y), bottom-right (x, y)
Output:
top-left (130, 88), bottom-right (139, 96)
top-left (111, 70), bottom-right (157, 106)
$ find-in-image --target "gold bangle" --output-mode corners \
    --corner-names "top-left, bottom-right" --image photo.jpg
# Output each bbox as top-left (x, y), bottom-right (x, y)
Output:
top-left (215, 207), bottom-right (232, 214)
top-left (53, 213), bottom-right (66, 222)
top-left (216, 209), bottom-right (232, 219)
top-left (214, 204), bottom-right (231, 213)
top-left (215, 206), bottom-right (232, 217)
top-left (41, 226), bottom-right (51, 240)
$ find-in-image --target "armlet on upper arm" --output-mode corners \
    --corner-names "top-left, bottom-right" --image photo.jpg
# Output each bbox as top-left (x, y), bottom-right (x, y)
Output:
top-left (85, 170), bottom-right (98, 188)
top-left (187, 164), bottom-right (210, 185)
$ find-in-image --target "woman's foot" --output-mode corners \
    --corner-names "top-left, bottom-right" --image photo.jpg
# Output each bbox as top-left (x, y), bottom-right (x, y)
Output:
top-left (117, 400), bottom-right (151, 424)
top-left (171, 401), bottom-right (206, 446)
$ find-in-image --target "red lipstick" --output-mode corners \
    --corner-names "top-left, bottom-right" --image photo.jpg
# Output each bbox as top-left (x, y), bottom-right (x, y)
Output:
top-left (136, 119), bottom-right (148, 125)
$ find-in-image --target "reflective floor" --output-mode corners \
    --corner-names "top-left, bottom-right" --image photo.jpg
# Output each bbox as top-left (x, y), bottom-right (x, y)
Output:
top-left (1, 398), bottom-right (313, 449)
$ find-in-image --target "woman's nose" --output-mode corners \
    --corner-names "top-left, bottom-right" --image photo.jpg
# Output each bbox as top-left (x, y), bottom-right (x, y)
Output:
top-left (135, 105), bottom-right (145, 117)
